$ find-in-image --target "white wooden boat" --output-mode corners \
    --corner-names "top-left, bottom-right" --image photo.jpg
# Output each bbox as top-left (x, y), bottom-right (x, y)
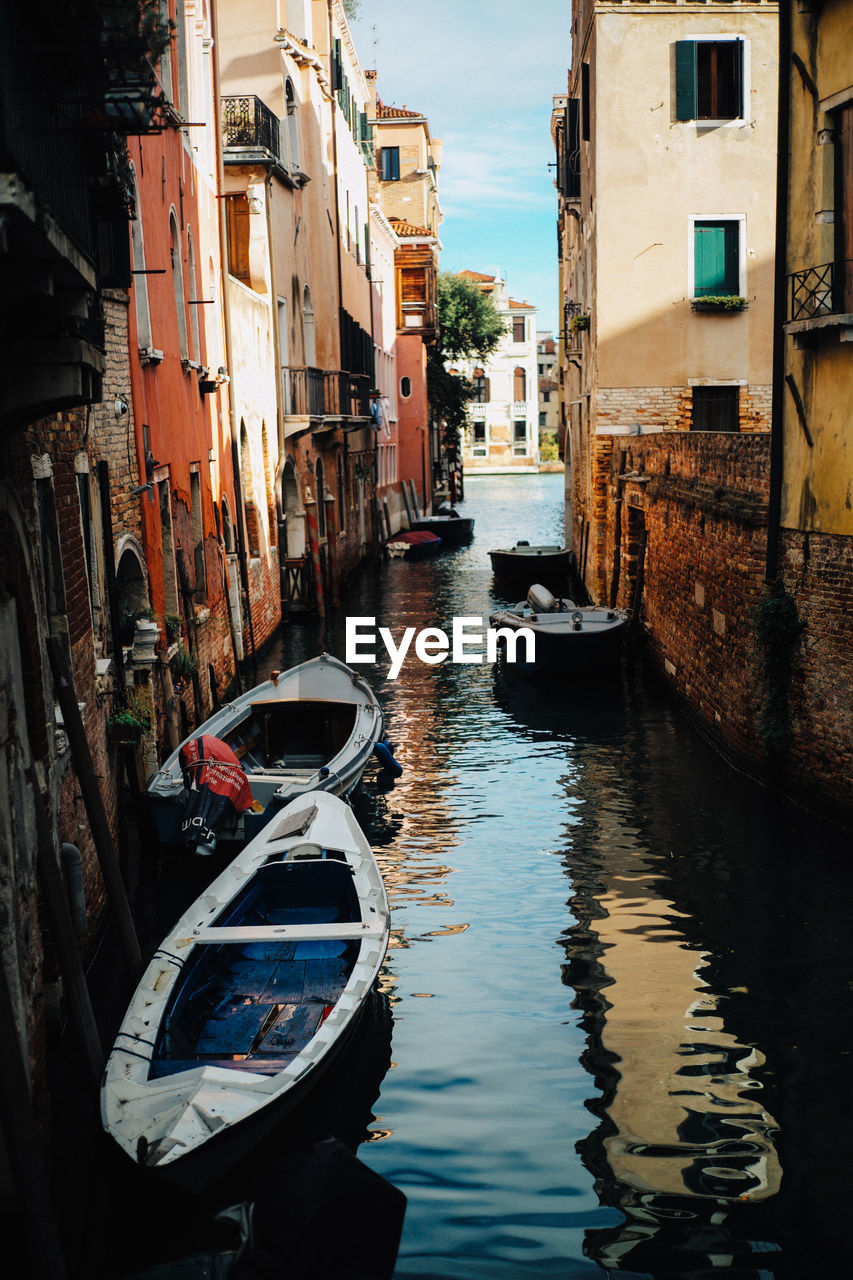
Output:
top-left (148, 654), bottom-right (388, 850)
top-left (101, 793), bottom-right (390, 1190)
top-left (490, 583), bottom-right (628, 675)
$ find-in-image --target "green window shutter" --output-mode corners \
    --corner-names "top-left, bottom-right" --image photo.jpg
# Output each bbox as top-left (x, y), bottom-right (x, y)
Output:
top-left (675, 41), bottom-right (697, 121)
top-left (734, 39), bottom-right (744, 118)
top-left (694, 221), bottom-right (739, 295)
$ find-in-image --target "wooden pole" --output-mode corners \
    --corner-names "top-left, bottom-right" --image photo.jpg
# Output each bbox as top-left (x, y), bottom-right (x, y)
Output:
top-left (304, 497), bottom-right (325, 618)
top-left (26, 767), bottom-right (103, 1091)
top-left (176, 547), bottom-right (205, 724)
top-left (96, 461), bottom-right (126, 700)
top-left (0, 961), bottom-right (69, 1280)
top-left (46, 637), bottom-right (143, 979)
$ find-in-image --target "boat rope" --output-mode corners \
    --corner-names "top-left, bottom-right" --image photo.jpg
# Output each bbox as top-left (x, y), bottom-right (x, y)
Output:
top-left (115, 1030), bottom-right (157, 1048)
top-left (154, 949), bottom-right (185, 968)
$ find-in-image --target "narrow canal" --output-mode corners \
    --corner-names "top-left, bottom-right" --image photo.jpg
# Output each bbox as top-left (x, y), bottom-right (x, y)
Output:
top-left (81, 473), bottom-right (853, 1278)
top-left (261, 472), bottom-right (853, 1278)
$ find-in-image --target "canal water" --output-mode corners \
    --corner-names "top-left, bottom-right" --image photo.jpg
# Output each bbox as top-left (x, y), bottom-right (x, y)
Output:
top-left (81, 472), bottom-right (853, 1278)
top-left (259, 472), bottom-right (853, 1278)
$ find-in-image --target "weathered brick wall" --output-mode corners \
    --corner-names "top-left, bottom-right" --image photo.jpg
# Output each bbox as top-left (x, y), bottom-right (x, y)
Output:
top-left (597, 384), bottom-right (772, 434)
top-left (780, 530), bottom-right (853, 818)
top-left (590, 432), bottom-right (772, 767)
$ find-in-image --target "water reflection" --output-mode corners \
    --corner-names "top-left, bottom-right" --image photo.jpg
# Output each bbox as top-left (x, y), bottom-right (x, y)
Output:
top-left (259, 474), bottom-right (853, 1277)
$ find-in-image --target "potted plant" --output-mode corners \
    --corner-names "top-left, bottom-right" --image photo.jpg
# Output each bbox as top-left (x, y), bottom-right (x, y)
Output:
top-left (570, 314), bottom-right (590, 333)
top-left (171, 645), bottom-right (198, 694)
top-left (164, 614), bottom-right (182, 644)
top-left (107, 687), bottom-right (151, 744)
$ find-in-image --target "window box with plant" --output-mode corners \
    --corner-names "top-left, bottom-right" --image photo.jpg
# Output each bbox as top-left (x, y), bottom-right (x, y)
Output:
top-left (107, 687), bottom-right (151, 744)
top-left (691, 295), bottom-right (748, 312)
top-left (570, 314), bottom-right (590, 333)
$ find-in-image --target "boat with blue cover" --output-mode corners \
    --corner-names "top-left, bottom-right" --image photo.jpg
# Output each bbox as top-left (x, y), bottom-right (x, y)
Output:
top-left (101, 792), bottom-right (390, 1189)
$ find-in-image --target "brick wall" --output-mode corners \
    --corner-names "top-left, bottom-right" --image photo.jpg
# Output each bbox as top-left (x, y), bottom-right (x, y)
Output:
top-left (597, 384), bottom-right (772, 434)
top-left (588, 431), bottom-right (772, 769)
top-left (780, 530), bottom-right (853, 819)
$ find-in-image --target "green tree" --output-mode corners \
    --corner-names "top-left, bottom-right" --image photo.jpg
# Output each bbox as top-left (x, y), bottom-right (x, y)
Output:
top-left (429, 272), bottom-right (505, 456)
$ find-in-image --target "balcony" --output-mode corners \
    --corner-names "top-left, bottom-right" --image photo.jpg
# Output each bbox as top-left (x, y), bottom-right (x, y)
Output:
top-left (283, 368), bottom-right (371, 424)
top-left (512, 402), bottom-right (528, 417)
top-left (469, 403), bottom-right (487, 420)
top-left (786, 260), bottom-right (853, 347)
top-left (222, 95), bottom-right (281, 167)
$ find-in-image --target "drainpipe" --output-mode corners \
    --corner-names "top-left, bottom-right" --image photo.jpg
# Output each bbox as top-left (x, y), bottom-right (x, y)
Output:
top-left (327, 1), bottom-right (346, 379)
top-left (766, 1), bottom-right (792, 583)
top-left (211, 1), bottom-right (256, 671)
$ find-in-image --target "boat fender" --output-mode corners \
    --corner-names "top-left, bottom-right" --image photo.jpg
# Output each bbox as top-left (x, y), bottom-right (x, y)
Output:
top-left (319, 765), bottom-right (330, 778)
top-left (373, 740), bottom-right (403, 777)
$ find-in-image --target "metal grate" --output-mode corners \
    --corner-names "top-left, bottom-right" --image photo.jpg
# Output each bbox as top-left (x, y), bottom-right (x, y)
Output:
top-left (789, 262), bottom-right (835, 321)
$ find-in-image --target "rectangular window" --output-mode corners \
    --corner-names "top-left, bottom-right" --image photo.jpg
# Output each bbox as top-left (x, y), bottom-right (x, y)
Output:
top-left (472, 421), bottom-right (487, 456)
top-left (694, 220), bottom-right (740, 296)
top-left (513, 420), bottom-right (528, 455)
top-left (224, 194), bottom-right (250, 282)
top-left (836, 102), bottom-right (853, 311)
top-left (581, 63), bottom-right (590, 141)
top-left (401, 267), bottom-right (427, 304)
top-left (512, 317), bottom-right (525, 343)
top-left (380, 146), bottom-right (400, 181)
top-left (676, 40), bottom-right (744, 122)
top-left (691, 385), bottom-right (739, 433)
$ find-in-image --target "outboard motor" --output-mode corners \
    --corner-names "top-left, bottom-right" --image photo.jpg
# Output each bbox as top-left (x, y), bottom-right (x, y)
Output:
top-left (179, 734), bottom-right (255, 855)
top-left (527, 583), bottom-right (557, 614)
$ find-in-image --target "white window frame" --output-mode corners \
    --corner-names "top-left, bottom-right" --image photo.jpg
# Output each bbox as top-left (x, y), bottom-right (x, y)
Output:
top-left (682, 34), bottom-right (751, 129)
top-left (688, 213), bottom-right (747, 300)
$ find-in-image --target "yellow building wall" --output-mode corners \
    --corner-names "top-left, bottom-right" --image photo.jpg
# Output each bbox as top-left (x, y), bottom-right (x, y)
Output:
top-left (782, 0), bottom-right (853, 536)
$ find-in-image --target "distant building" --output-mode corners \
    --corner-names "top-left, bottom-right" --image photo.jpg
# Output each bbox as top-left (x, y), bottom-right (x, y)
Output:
top-left (368, 88), bottom-right (443, 514)
top-left (537, 332), bottom-right (560, 444)
top-left (457, 272), bottom-right (538, 473)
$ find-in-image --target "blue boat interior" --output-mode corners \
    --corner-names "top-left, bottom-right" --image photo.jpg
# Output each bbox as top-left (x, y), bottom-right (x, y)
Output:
top-left (150, 860), bottom-right (361, 1078)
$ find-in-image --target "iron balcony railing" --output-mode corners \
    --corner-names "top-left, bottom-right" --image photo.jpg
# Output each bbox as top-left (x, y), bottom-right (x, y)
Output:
top-left (285, 368), bottom-right (372, 419)
top-left (788, 260), bottom-right (853, 322)
top-left (789, 262), bottom-right (835, 321)
top-left (221, 95), bottom-right (280, 161)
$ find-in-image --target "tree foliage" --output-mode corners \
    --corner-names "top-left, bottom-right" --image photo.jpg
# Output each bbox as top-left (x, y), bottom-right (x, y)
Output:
top-left (429, 273), bottom-right (505, 455)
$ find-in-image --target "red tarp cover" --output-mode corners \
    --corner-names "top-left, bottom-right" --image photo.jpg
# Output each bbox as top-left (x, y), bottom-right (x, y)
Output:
top-left (180, 734), bottom-right (254, 813)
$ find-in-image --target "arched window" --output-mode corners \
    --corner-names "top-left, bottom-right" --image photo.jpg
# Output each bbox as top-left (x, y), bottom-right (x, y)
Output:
top-left (302, 285), bottom-right (316, 367)
top-left (261, 422), bottom-right (276, 544)
top-left (336, 454), bottom-right (346, 533)
top-left (221, 494), bottom-right (235, 554)
top-left (129, 165), bottom-right (152, 351)
top-left (400, 375), bottom-right (411, 398)
top-left (170, 211), bottom-right (189, 362)
top-left (513, 366), bottom-right (526, 402)
top-left (240, 422), bottom-right (261, 556)
top-left (284, 78), bottom-right (301, 174)
top-left (186, 226), bottom-right (200, 361)
top-left (315, 457), bottom-right (326, 539)
top-left (472, 368), bottom-right (489, 403)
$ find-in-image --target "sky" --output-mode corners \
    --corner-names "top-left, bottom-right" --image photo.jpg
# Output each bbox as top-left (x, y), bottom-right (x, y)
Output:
top-left (350, 0), bottom-right (572, 335)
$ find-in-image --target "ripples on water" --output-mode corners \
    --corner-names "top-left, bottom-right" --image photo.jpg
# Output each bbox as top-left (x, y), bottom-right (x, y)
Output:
top-left (97, 474), bottom-right (853, 1279)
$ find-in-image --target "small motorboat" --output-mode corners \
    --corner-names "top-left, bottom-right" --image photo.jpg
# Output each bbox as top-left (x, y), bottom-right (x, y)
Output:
top-left (386, 530), bottom-right (442, 559)
top-left (490, 583), bottom-right (628, 675)
top-left (101, 792), bottom-right (391, 1190)
top-left (148, 654), bottom-right (394, 852)
top-left (488, 541), bottom-right (575, 593)
top-left (409, 508), bottom-right (474, 545)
